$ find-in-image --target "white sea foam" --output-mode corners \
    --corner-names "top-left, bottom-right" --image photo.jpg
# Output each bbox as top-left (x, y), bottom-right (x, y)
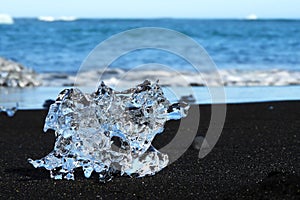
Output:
top-left (40, 68), bottom-right (300, 88)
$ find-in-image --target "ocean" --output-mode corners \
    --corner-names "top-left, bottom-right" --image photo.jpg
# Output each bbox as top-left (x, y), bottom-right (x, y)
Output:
top-left (1, 18), bottom-right (300, 108)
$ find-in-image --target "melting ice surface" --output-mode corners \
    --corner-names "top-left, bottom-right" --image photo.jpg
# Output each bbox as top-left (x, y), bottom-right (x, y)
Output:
top-left (29, 80), bottom-right (189, 182)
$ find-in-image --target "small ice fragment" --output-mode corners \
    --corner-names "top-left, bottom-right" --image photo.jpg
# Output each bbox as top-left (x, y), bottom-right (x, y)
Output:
top-left (0, 103), bottom-right (18, 117)
top-left (29, 80), bottom-right (189, 181)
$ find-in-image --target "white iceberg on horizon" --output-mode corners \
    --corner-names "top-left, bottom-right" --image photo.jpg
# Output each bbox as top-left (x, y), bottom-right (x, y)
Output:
top-left (38, 16), bottom-right (77, 22)
top-left (57, 16), bottom-right (77, 21)
top-left (246, 14), bottom-right (258, 20)
top-left (0, 14), bottom-right (14, 24)
top-left (37, 16), bottom-right (55, 22)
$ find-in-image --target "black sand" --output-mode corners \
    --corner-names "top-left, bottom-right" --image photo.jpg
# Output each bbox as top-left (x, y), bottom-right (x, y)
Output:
top-left (0, 101), bottom-right (299, 199)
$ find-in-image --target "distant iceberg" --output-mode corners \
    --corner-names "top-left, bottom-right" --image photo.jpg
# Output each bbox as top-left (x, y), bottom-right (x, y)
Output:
top-left (57, 16), bottom-right (77, 21)
top-left (38, 16), bottom-right (77, 22)
top-left (246, 14), bottom-right (258, 20)
top-left (38, 16), bottom-right (55, 22)
top-left (0, 14), bottom-right (14, 24)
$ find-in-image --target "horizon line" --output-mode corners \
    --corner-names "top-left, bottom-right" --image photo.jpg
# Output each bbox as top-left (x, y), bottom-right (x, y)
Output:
top-left (9, 16), bottom-right (300, 20)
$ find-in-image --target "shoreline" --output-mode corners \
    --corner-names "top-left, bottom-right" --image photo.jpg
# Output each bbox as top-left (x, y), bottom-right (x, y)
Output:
top-left (1, 101), bottom-right (299, 199)
top-left (1, 85), bottom-right (300, 110)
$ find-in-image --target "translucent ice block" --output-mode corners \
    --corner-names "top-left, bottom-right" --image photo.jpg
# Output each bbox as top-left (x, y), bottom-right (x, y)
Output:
top-left (29, 80), bottom-right (189, 182)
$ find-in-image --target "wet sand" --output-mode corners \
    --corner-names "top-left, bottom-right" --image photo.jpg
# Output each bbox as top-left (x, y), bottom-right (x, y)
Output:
top-left (0, 101), bottom-right (299, 199)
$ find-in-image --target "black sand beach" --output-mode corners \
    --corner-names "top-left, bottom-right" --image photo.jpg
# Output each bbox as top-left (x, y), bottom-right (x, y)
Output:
top-left (1, 101), bottom-right (299, 199)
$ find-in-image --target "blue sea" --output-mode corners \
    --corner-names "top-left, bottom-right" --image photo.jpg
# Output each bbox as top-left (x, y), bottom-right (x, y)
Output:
top-left (1, 18), bottom-right (300, 73)
top-left (1, 18), bottom-right (300, 108)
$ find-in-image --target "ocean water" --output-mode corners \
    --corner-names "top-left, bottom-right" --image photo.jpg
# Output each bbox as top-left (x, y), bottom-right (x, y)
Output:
top-left (1, 18), bottom-right (300, 72)
top-left (1, 18), bottom-right (300, 108)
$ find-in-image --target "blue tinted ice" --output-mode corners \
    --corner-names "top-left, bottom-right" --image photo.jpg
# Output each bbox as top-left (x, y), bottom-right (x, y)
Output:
top-left (28, 80), bottom-right (189, 182)
top-left (0, 104), bottom-right (18, 117)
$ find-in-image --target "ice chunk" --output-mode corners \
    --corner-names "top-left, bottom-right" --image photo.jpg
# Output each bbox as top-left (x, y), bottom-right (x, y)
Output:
top-left (0, 57), bottom-right (40, 87)
top-left (0, 104), bottom-right (18, 117)
top-left (29, 80), bottom-right (189, 181)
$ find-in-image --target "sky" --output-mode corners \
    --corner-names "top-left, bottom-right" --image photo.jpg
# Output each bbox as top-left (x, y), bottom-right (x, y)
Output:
top-left (0, 0), bottom-right (299, 19)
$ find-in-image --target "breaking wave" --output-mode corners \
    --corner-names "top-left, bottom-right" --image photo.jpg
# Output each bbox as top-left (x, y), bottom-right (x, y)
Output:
top-left (39, 68), bottom-right (300, 88)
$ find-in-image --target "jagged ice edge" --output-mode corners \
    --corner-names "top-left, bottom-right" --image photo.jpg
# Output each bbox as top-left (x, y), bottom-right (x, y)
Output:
top-left (28, 80), bottom-right (189, 182)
